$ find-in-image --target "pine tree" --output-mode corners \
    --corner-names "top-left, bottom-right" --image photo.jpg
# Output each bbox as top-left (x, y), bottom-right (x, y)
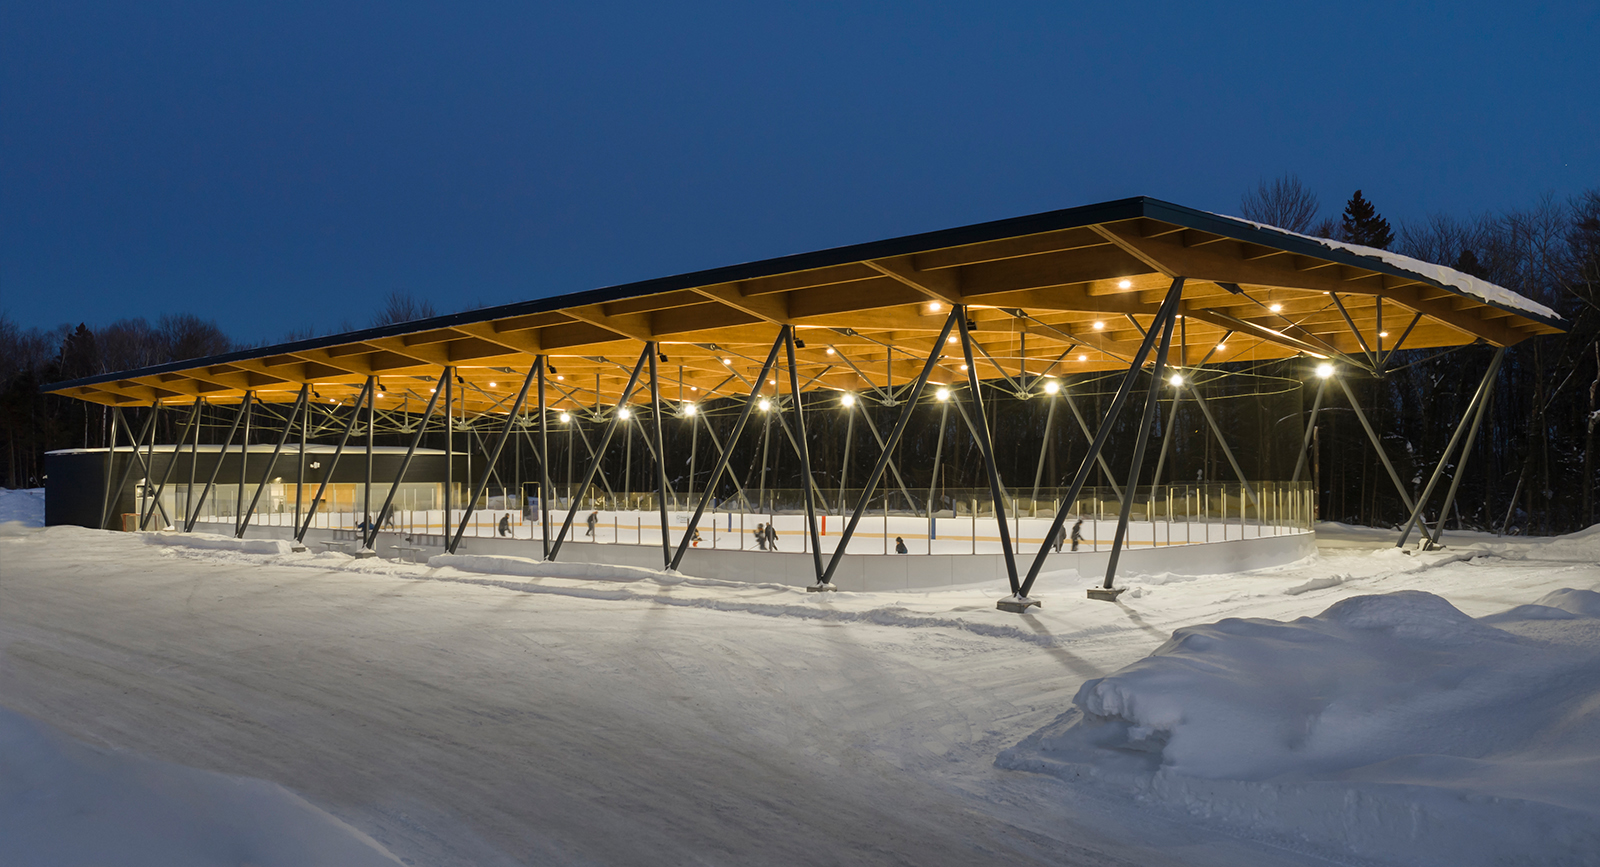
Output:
top-left (1340, 190), bottom-right (1395, 249)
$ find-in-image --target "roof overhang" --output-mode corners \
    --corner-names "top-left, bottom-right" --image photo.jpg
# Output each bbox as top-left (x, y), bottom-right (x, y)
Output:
top-left (46, 196), bottom-right (1562, 413)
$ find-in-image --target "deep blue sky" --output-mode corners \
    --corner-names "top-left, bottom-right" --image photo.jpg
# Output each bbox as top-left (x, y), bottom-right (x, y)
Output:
top-left (4, 1), bottom-right (1596, 345)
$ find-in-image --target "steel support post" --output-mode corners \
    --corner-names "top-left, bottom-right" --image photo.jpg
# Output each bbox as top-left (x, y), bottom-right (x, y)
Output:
top-left (110, 408), bottom-right (173, 530)
top-left (1186, 384), bottom-right (1260, 511)
top-left (444, 370), bottom-right (453, 542)
top-left (100, 408), bottom-right (119, 530)
top-left (958, 310), bottom-right (1020, 593)
top-left (819, 311), bottom-right (958, 587)
top-left (103, 408), bottom-right (157, 531)
top-left (235, 392), bottom-right (253, 534)
top-left (649, 346), bottom-right (673, 567)
top-left (363, 374), bottom-right (445, 550)
top-left (188, 401), bottom-right (202, 524)
top-left (364, 378), bottom-right (374, 538)
top-left (294, 379), bottom-right (374, 542)
top-left (785, 329), bottom-right (825, 579)
top-left (295, 392), bottom-right (306, 547)
top-left (1029, 397), bottom-right (1056, 506)
top-left (852, 399), bottom-right (919, 512)
top-left (1101, 294), bottom-right (1181, 592)
top-left (932, 401), bottom-right (951, 518)
top-left (1429, 349), bottom-right (1506, 544)
top-left (450, 360), bottom-right (542, 554)
top-left (666, 336), bottom-right (787, 571)
top-left (1335, 376), bottom-right (1420, 521)
top-left (141, 398), bottom-right (204, 530)
top-left (547, 348), bottom-right (650, 560)
top-left (185, 396), bottom-right (249, 532)
top-left (538, 359), bottom-right (551, 557)
top-left (1018, 277), bottom-right (1186, 599)
top-left (838, 405), bottom-right (855, 515)
top-left (1397, 347), bottom-right (1505, 548)
top-left (1059, 388), bottom-right (1124, 500)
top-left (238, 385), bottom-right (309, 538)
top-left (1291, 377), bottom-right (1330, 483)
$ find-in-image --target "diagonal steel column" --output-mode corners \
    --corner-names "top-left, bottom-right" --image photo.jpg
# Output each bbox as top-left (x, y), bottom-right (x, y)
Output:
top-left (1291, 377), bottom-right (1330, 483)
top-left (365, 373), bottom-right (445, 550)
top-left (1428, 348), bottom-right (1506, 545)
top-left (785, 329), bottom-right (825, 578)
top-left (1396, 347), bottom-right (1505, 548)
top-left (1102, 295), bottom-right (1181, 591)
top-left (450, 360), bottom-right (542, 554)
top-left (185, 395), bottom-right (250, 532)
top-left (364, 377), bottom-right (374, 537)
top-left (1186, 384), bottom-right (1260, 511)
top-left (819, 311), bottom-right (958, 586)
top-left (111, 408), bottom-right (173, 531)
top-left (100, 408), bottom-right (119, 530)
top-left (443, 370), bottom-right (453, 543)
top-left (294, 379), bottom-right (374, 542)
top-left (837, 400), bottom-right (855, 515)
top-left (1019, 277), bottom-right (1186, 598)
top-left (239, 385), bottom-right (309, 538)
top-left (666, 335), bottom-right (786, 572)
top-left (649, 346), bottom-right (673, 567)
top-left (538, 359), bottom-right (551, 557)
top-left (1059, 388), bottom-right (1124, 500)
top-left (1029, 397), bottom-right (1056, 505)
top-left (102, 407), bottom-right (156, 531)
top-left (236, 393), bottom-right (253, 534)
top-left (959, 309), bottom-right (1020, 593)
top-left (140, 398), bottom-right (203, 530)
top-left (548, 348), bottom-right (650, 560)
top-left (1335, 376), bottom-right (1419, 522)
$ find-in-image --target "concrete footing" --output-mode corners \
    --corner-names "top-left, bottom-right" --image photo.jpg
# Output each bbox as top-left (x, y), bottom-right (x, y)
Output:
top-left (996, 597), bottom-right (1041, 613)
top-left (1086, 587), bottom-right (1126, 602)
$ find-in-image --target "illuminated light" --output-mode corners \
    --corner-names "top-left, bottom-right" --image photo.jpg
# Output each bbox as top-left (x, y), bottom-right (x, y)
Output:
top-left (758, 398), bottom-right (771, 412)
top-left (377, 392), bottom-right (384, 398)
top-left (935, 387), bottom-right (950, 402)
top-left (556, 375), bottom-right (564, 381)
top-left (946, 335), bottom-right (957, 344)
top-left (840, 393), bottom-right (855, 408)
top-left (1169, 374), bottom-right (1184, 387)
top-left (722, 357), bottom-right (732, 365)
top-left (1092, 321), bottom-right (1105, 331)
top-left (430, 388), bottom-right (436, 393)
top-left (959, 364), bottom-right (968, 371)
top-left (1043, 380), bottom-right (1060, 395)
top-left (618, 408), bottom-right (631, 420)
top-left (1078, 354), bottom-right (1088, 362)
top-left (1269, 303), bottom-right (1283, 313)
top-left (825, 347), bottom-right (836, 355)
top-left (1316, 363), bottom-right (1335, 379)
top-left (690, 386), bottom-right (698, 391)
top-left (559, 412), bottom-right (571, 423)
top-left (1217, 342), bottom-right (1227, 351)
top-left (928, 301), bottom-right (942, 312)
top-left (683, 403), bottom-right (697, 416)
top-left (769, 379), bottom-right (776, 385)
top-left (1117, 279), bottom-right (1132, 289)
top-left (488, 382), bottom-right (496, 388)
top-left (1379, 331), bottom-right (1389, 338)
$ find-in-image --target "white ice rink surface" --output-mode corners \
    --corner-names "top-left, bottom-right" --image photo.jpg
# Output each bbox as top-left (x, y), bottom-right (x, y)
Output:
top-left (3, 489), bottom-right (1597, 867)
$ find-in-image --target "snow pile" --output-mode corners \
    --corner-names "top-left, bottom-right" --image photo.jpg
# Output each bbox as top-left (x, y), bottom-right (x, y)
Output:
top-left (1218, 213), bottom-right (1561, 321)
top-left (0, 487), bottom-right (45, 528)
top-left (0, 705), bottom-right (400, 867)
top-left (998, 589), bottom-right (1600, 866)
top-left (144, 531), bottom-right (294, 555)
top-left (430, 552), bottom-right (689, 584)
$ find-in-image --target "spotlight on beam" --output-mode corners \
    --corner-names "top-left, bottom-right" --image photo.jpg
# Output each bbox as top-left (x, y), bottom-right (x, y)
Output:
top-left (840, 393), bottom-right (855, 408)
top-left (618, 408), bottom-right (631, 420)
top-left (758, 398), bottom-right (771, 412)
top-left (559, 412), bottom-right (571, 423)
top-left (1043, 379), bottom-right (1060, 394)
top-left (1316, 363), bottom-right (1335, 379)
top-left (935, 387), bottom-right (950, 402)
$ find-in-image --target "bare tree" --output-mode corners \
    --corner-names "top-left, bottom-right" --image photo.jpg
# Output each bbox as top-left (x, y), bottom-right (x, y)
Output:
top-left (373, 292), bottom-right (439, 327)
top-left (1240, 174), bottom-right (1321, 234)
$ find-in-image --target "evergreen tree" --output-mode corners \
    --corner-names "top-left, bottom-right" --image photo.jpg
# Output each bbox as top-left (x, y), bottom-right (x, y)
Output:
top-left (1341, 190), bottom-right (1395, 249)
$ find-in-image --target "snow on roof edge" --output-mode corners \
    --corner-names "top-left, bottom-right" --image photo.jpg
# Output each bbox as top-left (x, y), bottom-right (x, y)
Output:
top-left (1209, 212), bottom-right (1562, 323)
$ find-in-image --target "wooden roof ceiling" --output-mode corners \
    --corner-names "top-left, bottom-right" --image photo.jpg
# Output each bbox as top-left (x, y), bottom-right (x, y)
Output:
top-left (47, 197), bottom-right (1562, 415)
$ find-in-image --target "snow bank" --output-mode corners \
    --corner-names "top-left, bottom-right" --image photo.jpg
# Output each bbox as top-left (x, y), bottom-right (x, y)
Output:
top-left (0, 705), bottom-right (400, 866)
top-left (0, 487), bottom-right (45, 528)
top-left (998, 589), bottom-right (1600, 866)
top-left (429, 552), bottom-right (688, 584)
top-left (144, 531), bottom-right (294, 555)
top-left (1217, 213), bottom-right (1561, 321)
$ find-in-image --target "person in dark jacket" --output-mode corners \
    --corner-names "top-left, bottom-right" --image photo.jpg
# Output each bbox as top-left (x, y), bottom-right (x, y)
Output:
top-left (585, 511), bottom-right (599, 538)
top-left (894, 536), bottom-right (908, 554)
top-left (1070, 518), bottom-right (1084, 552)
top-left (498, 514), bottom-right (511, 537)
top-left (754, 523), bottom-right (767, 550)
top-left (764, 522), bottom-right (778, 551)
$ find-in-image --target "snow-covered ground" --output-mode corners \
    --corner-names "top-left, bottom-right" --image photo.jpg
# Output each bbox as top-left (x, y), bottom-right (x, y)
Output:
top-left (2, 488), bottom-right (1597, 866)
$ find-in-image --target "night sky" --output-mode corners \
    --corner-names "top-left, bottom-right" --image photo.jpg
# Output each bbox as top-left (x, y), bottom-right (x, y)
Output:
top-left (4, 1), bottom-right (1596, 345)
